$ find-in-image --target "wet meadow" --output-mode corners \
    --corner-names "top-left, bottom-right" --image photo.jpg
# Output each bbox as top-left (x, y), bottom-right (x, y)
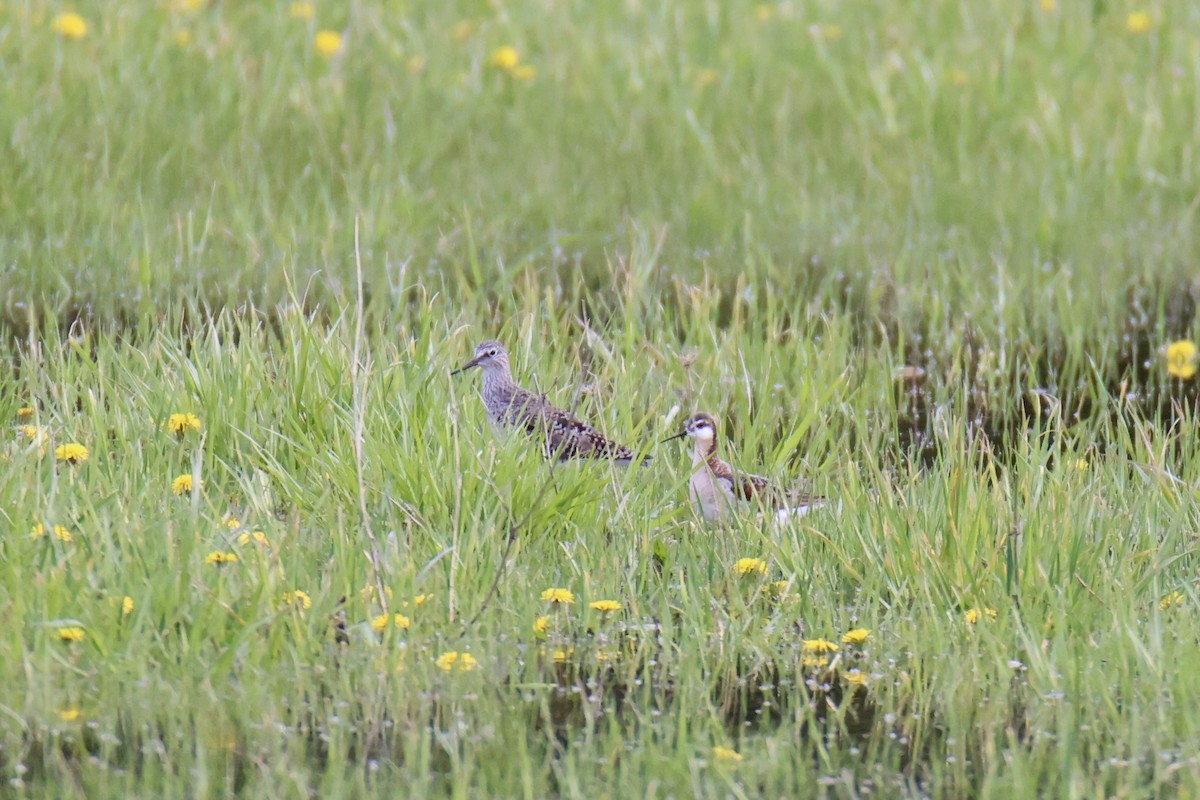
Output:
top-left (3, 0), bottom-right (1200, 796)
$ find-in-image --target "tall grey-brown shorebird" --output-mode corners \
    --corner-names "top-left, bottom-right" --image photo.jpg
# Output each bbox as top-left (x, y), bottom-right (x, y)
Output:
top-left (662, 411), bottom-right (825, 522)
top-left (452, 339), bottom-right (645, 463)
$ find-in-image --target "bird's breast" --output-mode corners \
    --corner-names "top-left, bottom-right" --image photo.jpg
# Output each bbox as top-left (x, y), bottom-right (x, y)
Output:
top-left (689, 467), bottom-right (736, 521)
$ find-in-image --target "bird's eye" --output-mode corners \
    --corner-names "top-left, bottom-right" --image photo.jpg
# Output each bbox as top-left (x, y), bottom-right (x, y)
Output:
top-left (486, 349), bottom-right (497, 356)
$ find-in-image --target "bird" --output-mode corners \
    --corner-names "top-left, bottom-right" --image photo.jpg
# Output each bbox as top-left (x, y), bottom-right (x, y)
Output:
top-left (451, 339), bottom-right (646, 463)
top-left (662, 411), bottom-right (826, 523)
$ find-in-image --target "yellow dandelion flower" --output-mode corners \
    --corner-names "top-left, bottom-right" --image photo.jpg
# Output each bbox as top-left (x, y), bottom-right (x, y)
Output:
top-left (237, 530), bottom-right (268, 546)
top-left (174, 29), bottom-right (191, 45)
top-left (801, 654), bottom-right (829, 669)
top-left (841, 628), bottom-right (871, 645)
top-left (172, 474), bottom-right (195, 495)
top-left (166, 413), bottom-right (202, 434)
top-left (288, 1), bottom-right (314, 19)
top-left (1125, 11), bottom-right (1151, 33)
top-left (122, 596), bottom-right (134, 615)
top-left (204, 550), bottom-right (238, 565)
top-left (315, 30), bottom-right (343, 57)
top-left (58, 707), bottom-right (82, 722)
top-left (552, 648), bottom-right (571, 663)
top-left (589, 600), bottom-right (622, 613)
top-left (55, 443), bottom-right (89, 463)
top-left (402, 593), bottom-right (433, 608)
top-left (371, 612), bottom-right (410, 631)
top-left (1076, 458), bottom-right (1089, 471)
top-left (533, 615), bottom-right (549, 635)
top-left (31, 523), bottom-right (72, 542)
top-left (16, 406), bottom-right (34, 417)
top-left (491, 45), bottom-right (520, 69)
top-left (51, 12), bottom-right (88, 40)
top-left (171, 0), bottom-right (206, 11)
top-left (435, 651), bottom-right (477, 672)
top-left (1160, 590), bottom-right (1185, 610)
top-left (734, 557), bottom-right (767, 576)
top-left (511, 64), bottom-right (536, 80)
top-left (57, 627), bottom-right (86, 642)
top-left (753, 4), bottom-right (775, 22)
top-left (965, 607), bottom-right (997, 624)
top-left (802, 638), bottom-right (840, 654)
top-left (284, 590), bottom-right (313, 610)
top-left (1039, 0), bottom-right (1056, 10)
top-left (19, 425), bottom-right (48, 444)
top-left (225, 516), bottom-right (241, 529)
top-left (540, 587), bottom-right (575, 605)
top-left (844, 669), bottom-right (868, 685)
top-left (1165, 340), bottom-right (1198, 379)
top-left (712, 745), bottom-right (744, 762)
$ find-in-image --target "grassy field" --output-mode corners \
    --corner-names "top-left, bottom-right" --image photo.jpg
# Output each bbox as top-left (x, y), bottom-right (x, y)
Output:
top-left (4, 0), bottom-right (1200, 796)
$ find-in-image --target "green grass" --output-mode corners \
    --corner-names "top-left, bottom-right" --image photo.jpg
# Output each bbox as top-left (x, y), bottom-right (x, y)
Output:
top-left (4, 0), bottom-right (1200, 796)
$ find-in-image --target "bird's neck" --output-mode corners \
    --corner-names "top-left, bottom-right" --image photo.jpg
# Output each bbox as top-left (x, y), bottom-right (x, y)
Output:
top-left (480, 366), bottom-right (515, 402)
top-left (691, 436), bottom-right (717, 466)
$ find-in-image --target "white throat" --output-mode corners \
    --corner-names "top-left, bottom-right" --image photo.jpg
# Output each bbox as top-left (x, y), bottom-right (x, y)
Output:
top-left (690, 432), bottom-right (715, 466)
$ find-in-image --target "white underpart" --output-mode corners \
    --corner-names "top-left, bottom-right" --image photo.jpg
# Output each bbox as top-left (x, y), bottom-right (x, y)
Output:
top-left (774, 503), bottom-right (817, 525)
top-left (689, 431), bottom-right (735, 521)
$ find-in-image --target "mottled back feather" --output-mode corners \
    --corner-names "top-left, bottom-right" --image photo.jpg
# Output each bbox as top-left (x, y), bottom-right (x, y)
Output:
top-left (707, 455), bottom-right (784, 506)
top-left (508, 387), bottom-right (636, 461)
top-left (461, 340), bottom-right (640, 463)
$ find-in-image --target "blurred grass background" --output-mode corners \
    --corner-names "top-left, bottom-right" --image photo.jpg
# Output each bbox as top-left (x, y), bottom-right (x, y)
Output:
top-left (3, 0), bottom-right (1198, 334)
top-left (3, 0), bottom-right (1200, 796)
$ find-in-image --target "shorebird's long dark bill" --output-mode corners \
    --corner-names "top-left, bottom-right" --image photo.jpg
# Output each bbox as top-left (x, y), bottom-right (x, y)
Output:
top-left (659, 430), bottom-right (688, 444)
top-left (450, 355), bottom-right (484, 376)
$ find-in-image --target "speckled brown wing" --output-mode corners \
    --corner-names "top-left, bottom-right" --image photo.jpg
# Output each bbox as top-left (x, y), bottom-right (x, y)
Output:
top-left (705, 455), bottom-right (790, 507)
top-left (704, 456), bottom-right (767, 503)
top-left (704, 453), bottom-right (828, 515)
top-left (507, 387), bottom-right (637, 461)
top-left (541, 409), bottom-right (636, 461)
top-left (703, 454), bottom-right (736, 484)
top-left (489, 386), bottom-right (536, 430)
top-left (735, 472), bottom-right (787, 507)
